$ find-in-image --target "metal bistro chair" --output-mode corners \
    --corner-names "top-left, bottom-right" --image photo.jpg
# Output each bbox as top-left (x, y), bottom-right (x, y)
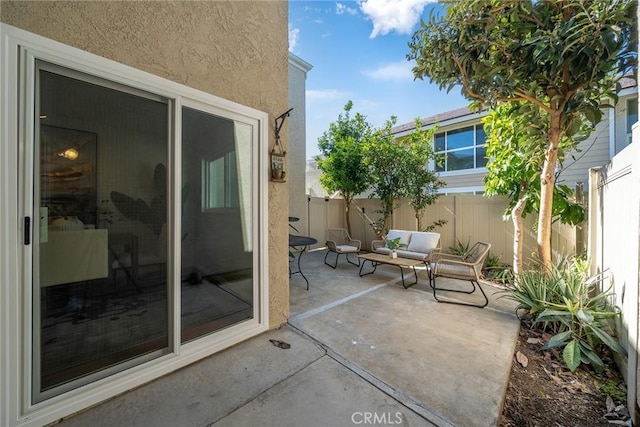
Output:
top-left (324, 228), bottom-right (361, 269)
top-left (430, 241), bottom-right (491, 308)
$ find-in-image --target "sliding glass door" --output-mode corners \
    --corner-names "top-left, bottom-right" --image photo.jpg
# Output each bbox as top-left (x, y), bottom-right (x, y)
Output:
top-left (180, 107), bottom-right (254, 342)
top-left (13, 42), bottom-right (266, 411)
top-left (34, 63), bottom-right (171, 401)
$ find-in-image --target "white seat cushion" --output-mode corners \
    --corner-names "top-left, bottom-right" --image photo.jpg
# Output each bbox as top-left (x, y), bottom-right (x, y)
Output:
top-left (336, 244), bottom-right (359, 253)
top-left (407, 232), bottom-right (439, 253)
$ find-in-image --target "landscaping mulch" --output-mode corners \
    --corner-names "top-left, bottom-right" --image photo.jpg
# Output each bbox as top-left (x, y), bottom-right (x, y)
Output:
top-left (500, 325), bottom-right (629, 427)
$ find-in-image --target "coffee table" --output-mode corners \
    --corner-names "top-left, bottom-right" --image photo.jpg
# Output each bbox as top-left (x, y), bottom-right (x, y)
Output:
top-left (357, 252), bottom-right (426, 289)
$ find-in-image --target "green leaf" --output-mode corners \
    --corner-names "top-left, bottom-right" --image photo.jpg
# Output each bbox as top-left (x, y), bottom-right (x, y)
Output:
top-left (537, 309), bottom-right (572, 319)
top-left (541, 330), bottom-right (572, 350)
top-left (563, 340), bottom-right (581, 372)
top-left (576, 309), bottom-right (594, 324)
top-left (578, 342), bottom-right (605, 372)
top-left (588, 325), bottom-right (627, 356)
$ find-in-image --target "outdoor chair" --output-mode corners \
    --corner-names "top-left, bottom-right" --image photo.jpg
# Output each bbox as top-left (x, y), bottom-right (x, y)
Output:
top-left (430, 241), bottom-right (491, 308)
top-left (324, 228), bottom-right (361, 269)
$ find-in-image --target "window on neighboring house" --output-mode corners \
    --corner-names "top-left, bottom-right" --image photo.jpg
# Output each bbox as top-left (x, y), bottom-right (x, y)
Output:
top-left (434, 124), bottom-right (487, 172)
top-left (627, 98), bottom-right (638, 137)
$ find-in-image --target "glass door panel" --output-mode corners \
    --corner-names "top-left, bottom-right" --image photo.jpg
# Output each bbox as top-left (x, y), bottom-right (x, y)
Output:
top-left (181, 107), bottom-right (254, 343)
top-left (35, 64), bottom-right (170, 400)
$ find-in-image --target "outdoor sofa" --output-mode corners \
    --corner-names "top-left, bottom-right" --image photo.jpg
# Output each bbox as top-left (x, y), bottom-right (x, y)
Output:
top-left (371, 230), bottom-right (440, 262)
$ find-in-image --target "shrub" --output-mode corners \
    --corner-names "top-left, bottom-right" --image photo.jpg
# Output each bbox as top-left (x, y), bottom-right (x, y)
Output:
top-left (448, 238), bottom-right (470, 256)
top-left (506, 256), bottom-right (625, 372)
top-left (483, 251), bottom-right (513, 284)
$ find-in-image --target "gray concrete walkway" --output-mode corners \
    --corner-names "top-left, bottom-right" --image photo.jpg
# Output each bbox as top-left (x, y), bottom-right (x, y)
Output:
top-left (59, 250), bottom-right (519, 427)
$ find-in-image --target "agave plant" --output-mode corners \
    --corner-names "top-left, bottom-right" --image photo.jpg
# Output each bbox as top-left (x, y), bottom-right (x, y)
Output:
top-left (506, 256), bottom-right (625, 372)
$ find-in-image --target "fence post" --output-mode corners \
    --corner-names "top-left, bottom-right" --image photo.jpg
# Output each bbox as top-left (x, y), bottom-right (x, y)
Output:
top-left (587, 168), bottom-right (601, 279)
top-left (453, 195), bottom-right (458, 245)
top-left (574, 182), bottom-right (585, 256)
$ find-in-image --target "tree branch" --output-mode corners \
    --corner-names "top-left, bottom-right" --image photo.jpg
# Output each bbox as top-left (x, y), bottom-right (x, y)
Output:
top-left (450, 54), bottom-right (488, 103)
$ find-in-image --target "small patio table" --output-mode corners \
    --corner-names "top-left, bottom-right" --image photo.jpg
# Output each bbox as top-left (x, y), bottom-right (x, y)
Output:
top-left (289, 234), bottom-right (318, 290)
top-left (357, 252), bottom-right (425, 289)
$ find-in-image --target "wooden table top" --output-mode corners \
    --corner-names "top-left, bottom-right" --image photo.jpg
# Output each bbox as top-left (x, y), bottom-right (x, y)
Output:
top-left (357, 252), bottom-right (425, 267)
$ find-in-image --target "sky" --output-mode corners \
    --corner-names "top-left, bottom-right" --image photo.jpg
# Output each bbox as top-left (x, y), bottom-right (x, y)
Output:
top-left (288, 0), bottom-right (469, 161)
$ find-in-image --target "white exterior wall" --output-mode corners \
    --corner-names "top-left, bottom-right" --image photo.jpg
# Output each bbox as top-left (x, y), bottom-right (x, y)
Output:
top-left (439, 170), bottom-right (486, 193)
top-left (557, 115), bottom-right (611, 188)
top-left (288, 53), bottom-right (312, 235)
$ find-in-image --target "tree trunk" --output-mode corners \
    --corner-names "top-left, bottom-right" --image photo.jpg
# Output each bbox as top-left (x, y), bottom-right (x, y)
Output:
top-left (416, 212), bottom-right (421, 231)
top-left (538, 113), bottom-right (562, 271)
top-left (511, 196), bottom-right (527, 276)
top-left (345, 198), bottom-right (352, 236)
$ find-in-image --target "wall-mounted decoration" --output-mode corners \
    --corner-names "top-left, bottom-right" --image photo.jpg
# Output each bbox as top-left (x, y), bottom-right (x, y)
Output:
top-left (271, 108), bottom-right (293, 182)
top-left (40, 125), bottom-right (98, 226)
top-left (271, 153), bottom-right (286, 181)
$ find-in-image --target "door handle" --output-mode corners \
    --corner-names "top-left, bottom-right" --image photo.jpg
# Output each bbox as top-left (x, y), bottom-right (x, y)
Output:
top-left (24, 216), bottom-right (31, 245)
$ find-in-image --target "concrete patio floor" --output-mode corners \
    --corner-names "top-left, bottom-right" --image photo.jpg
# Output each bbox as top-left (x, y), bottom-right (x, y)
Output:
top-left (58, 250), bottom-right (520, 427)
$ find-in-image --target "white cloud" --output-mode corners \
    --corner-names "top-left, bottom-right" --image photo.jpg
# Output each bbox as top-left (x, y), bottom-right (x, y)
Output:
top-left (336, 3), bottom-right (358, 16)
top-left (363, 61), bottom-right (414, 82)
top-left (288, 24), bottom-right (300, 52)
top-left (359, 0), bottom-right (436, 38)
top-left (306, 89), bottom-right (349, 103)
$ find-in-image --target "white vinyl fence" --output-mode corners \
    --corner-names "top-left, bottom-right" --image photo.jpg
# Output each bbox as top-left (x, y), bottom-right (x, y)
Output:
top-left (588, 140), bottom-right (640, 420)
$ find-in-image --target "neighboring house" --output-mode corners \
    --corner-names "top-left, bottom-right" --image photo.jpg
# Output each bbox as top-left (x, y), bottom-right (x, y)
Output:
top-left (391, 78), bottom-right (638, 194)
top-left (0, 3), bottom-right (292, 426)
top-left (288, 53), bottom-right (313, 235)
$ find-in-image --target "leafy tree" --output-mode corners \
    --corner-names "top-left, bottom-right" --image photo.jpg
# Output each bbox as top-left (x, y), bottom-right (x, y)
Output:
top-left (483, 102), bottom-right (587, 274)
top-left (365, 117), bottom-right (445, 234)
top-left (316, 101), bottom-right (372, 235)
top-left (408, 0), bottom-right (636, 269)
top-left (364, 116), bottom-right (403, 234)
top-left (401, 119), bottom-right (445, 230)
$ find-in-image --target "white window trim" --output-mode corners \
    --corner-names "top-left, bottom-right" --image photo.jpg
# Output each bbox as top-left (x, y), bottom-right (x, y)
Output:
top-left (437, 186), bottom-right (486, 195)
top-left (437, 167), bottom-right (488, 178)
top-left (626, 97), bottom-right (638, 141)
top-left (1, 23), bottom-right (269, 427)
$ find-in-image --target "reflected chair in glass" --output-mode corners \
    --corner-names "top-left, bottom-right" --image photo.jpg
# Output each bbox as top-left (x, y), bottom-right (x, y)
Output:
top-left (430, 241), bottom-right (491, 308)
top-left (324, 228), bottom-right (361, 269)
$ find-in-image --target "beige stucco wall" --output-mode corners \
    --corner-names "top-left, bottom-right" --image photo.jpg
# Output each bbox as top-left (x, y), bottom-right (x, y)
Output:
top-left (1, 0), bottom-right (290, 327)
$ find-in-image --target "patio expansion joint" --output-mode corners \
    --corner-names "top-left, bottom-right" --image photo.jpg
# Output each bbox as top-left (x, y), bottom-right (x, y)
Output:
top-left (289, 281), bottom-right (392, 323)
top-left (287, 322), bottom-right (456, 427)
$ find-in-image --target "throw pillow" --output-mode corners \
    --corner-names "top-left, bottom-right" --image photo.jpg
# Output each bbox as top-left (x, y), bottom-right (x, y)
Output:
top-left (385, 230), bottom-right (411, 248)
top-left (407, 232), bottom-right (439, 253)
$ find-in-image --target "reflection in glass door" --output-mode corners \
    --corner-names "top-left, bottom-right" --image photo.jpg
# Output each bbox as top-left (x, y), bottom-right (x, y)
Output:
top-left (181, 107), bottom-right (254, 343)
top-left (34, 63), bottom-right (170, 401)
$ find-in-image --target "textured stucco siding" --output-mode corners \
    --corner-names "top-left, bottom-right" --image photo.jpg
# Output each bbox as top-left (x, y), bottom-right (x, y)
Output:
top-left (1, 0), bottom-right (290, 328)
